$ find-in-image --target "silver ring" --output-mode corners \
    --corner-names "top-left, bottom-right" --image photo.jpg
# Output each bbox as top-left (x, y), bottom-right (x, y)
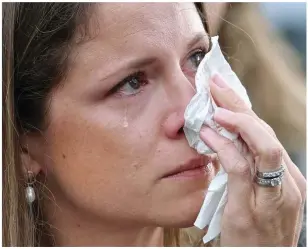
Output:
top-left (255, 175), bottom-right (283, 187)
top-left (256, 165), bottom-right (285, 179)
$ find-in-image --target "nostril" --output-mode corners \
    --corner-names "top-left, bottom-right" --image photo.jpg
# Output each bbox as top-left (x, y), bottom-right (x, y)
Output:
top-left (163, 111), bottom-right (186, 139)
top-left (178, 127), bottom-right (184, 135)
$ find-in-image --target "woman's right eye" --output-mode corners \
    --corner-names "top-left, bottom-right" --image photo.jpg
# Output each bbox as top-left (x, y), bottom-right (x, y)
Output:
top-left (110, 72), bottom-right (149, 97)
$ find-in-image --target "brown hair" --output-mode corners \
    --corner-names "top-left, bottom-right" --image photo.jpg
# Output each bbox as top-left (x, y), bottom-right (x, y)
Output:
top-left (3, 3), bottom-right (210, 246)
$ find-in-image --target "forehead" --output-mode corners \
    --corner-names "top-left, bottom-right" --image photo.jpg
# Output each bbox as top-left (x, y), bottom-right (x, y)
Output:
top-left (67, 3), bottom-right (208, 83)
top-left (95, 3), bottom-right (202, 36)
top-left (75, 3), bottom-right (206, 51)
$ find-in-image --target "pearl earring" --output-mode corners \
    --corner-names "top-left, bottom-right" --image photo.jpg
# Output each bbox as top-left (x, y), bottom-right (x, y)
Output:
top-left (25, 171), bottom-right (36, 204)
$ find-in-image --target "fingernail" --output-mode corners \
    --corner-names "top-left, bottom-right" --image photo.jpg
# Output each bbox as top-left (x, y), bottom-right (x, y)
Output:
top-left (212, 74), bottom-right (228, 88)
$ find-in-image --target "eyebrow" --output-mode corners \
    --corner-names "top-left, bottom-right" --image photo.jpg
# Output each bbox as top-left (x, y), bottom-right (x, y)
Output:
top-left (124, 33), bottom-right (211, 70)
top-left (98, 33), bottom-right (211, 83)
top-left (97, 57), bottom-right (157, 84)
top-left (125, 57), bottom-right (157, 71)
top-left (187, 33), bottom-right (211, 51)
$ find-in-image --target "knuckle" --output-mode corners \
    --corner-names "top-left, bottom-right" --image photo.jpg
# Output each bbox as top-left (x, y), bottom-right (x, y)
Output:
top-left (290, 187), bottom-right (303, 208)
top-left (297, 176), bottom-right (307, 202)
top-left (232, 159), bottom-right (251, 177)
top-left (232, 219), bottom-right (252, 233)
top-left (217, 139), bottom-right (234, 153)
top-left (224, 209), bottom-right (252, 231)
top-left (263, 146), bottom-right (283, 164)
top-left (243, 109), bottom-right (255, 118)
top-left (284, 188), bottom-right (302, 214)
top-left (224, 87), bottom-right (246, 109)
top-left (253, 204), bottom-right (281, 226)
top-left (234, 113), bottom-right (256, 132)
top-left (234, 113), bottom-right (251, 126)
top-left (224, 86), bottom-right (236, 96)
top-left (238, 113), bottom-right (255, 123)
top-left (231, 93), bottom-right (245, 108)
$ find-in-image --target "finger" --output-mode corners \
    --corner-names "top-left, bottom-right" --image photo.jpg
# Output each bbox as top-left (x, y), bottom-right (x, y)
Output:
top-left (230, 111), bottom-right (305, 235)
top-left (211, 74), bottom-right (305, 222)
top-left (214, 108), bottom-right (283, 172)
top-left (283, 151), bottom-right (306, 201)
top-left (293, 198), bottom-right (306, 245)
top-left (200, 126), bottom-right (253, 210)
top-left (260, 119), bottom-right (306, 200)
top-left (234, 137), bottom-right (255, 175)
top-left (210, 74), bottom-right (257, 118)
top-left (211, 74), bottom-right (303, 190)
top-left (211, 81), bottom-right (300, 184)
top-left (278, 159), bottom-right (305, 246)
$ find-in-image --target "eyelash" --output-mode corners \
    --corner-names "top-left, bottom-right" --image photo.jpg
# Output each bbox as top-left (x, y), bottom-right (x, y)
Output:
top-left (109, 47), bottom-right (208, 98)
top-left (188, 47), bottom-right (206, 68)
top-left (109, 71), bottom-right (148, 97)
top-left (190, 47), bottom-right (206, 57)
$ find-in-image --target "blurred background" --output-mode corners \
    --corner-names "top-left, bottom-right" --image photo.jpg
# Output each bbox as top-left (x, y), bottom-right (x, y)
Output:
top-left (202, 2), bottom-right (306, 246)
top-left (260, 2), bottom-right (306, 71)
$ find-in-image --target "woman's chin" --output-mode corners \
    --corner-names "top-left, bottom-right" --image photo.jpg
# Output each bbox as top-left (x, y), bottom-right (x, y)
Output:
top-left (151, 189), bottom-right (207, 228)
top-left (173, 199), bottom-right (206, 228)
top-left (156, 207), bottom-right (202, 228)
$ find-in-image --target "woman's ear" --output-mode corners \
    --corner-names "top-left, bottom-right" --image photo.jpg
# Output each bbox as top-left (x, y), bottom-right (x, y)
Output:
top-left (20, 134), bottom-right (45, 177)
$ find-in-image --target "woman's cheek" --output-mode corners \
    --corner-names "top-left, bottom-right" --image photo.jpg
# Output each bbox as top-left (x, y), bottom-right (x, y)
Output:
top-left (182, 68), bottom-right (197, 86)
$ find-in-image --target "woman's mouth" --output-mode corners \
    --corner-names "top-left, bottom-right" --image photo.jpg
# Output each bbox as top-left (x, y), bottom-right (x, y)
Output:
top-left (165, 165), bottom-right (210, 179)
top-left (163, 156), bottom-right (213, 179)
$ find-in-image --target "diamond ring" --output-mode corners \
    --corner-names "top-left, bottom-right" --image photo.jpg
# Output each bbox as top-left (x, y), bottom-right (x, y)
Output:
top-left (255, 165), bottom-right (285, 187)
top-left (256, 165), bottom-right (285, 179)
top-left (255, 175), bottom-right (283, 187)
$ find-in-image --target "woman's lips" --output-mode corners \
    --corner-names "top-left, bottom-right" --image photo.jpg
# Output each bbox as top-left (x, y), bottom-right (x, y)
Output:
top-left (164, 165), bottom-right (209, 179)
top-left (162, 156), bottom-right (212, 179)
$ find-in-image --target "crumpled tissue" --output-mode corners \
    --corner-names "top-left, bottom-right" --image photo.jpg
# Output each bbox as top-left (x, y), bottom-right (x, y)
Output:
top-left (183, 36), bottom-right (252, 243)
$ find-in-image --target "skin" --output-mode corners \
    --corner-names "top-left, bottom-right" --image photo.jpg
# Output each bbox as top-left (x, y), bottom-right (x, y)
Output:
top-left (21, 3), bottom-right (305, 247)
top-left (201, 75), bottom-right (306, 246)
top-left (23, 3), bottom-right (217, 246)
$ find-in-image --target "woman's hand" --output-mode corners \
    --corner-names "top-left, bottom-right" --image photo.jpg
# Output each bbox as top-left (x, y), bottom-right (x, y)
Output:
top-left (200, 74), bottom-right (306, 246)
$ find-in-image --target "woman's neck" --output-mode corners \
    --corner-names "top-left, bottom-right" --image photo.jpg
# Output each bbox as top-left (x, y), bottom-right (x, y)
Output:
top-left (51, 224), bottom-right (164, 246)
top-left (43, 198), bottom-right (164, 246)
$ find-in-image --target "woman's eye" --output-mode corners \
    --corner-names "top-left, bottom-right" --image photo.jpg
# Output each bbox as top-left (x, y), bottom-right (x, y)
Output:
top-left (111, 72), bottom-right (148, 97)
top-left (182, 48), bottom-right (207, 79)
top-left (189, 49), bottom-right (206, 70)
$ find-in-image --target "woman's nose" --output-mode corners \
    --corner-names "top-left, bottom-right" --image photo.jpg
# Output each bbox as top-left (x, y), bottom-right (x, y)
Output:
top-left (163, 110), bottom-right (186, 139)
top-left (162, 72), bottom-right (196, 140)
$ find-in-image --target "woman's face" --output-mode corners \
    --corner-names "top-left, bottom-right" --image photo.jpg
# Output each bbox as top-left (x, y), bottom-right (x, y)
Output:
top-left (42, 3), bottom-right (217, 228)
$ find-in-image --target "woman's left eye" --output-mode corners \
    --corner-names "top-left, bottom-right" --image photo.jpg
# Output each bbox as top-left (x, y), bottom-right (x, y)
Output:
top-left (189, 49), bottom-right (206, 70)
top-left (109, 49), bottom-right (207, 98)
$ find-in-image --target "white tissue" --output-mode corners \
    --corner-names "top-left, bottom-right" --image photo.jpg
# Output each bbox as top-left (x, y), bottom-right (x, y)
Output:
top-left (183, 36), bottom-right (252, 243)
